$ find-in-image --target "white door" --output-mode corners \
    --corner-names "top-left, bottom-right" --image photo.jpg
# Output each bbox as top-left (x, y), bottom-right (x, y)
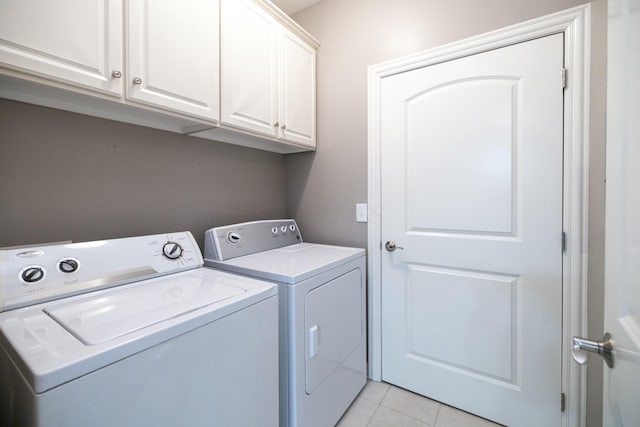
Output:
top-left (0, 0), bottom-right (122, 96)
top-left (278, 28), bottom-right (316, 147)
top-left (380, 34), bottom-right (564, 426)
top-left (127, 0), bottom-right (219, 121)
top-left (602, 0), bottom-right (640, 424)
top-left (220, 0), bottom-right (278, 137)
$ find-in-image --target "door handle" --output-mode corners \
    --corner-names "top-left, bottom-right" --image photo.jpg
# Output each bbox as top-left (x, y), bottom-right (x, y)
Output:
top-left (385, 241), bottom-right (404, 252)
top-left (572, 332), bottom-right (614, 368)
top-left (308, 325), bottom-right (319, 358)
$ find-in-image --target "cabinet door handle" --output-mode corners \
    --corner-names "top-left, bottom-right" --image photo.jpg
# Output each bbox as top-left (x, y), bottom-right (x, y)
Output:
top-left (132, 77), bottom-right (142, 85)
top-left (281, 124), bottom-right (287, 130)
top-left (111, 70), bottom-right (122, 79)
top-left (273, 122), bottom-right (279, 127)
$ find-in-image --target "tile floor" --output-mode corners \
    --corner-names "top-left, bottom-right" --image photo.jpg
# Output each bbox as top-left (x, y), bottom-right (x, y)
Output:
top-left (337, 381), bottom-right (503, 427)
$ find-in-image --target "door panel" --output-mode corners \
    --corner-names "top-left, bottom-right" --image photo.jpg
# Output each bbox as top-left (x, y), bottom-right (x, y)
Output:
top-left (305, 269), bottom-right (362, 394)
top-left (220, 0), bottom-right (278, 136)
top-left (406, 266), bottom-right (518, 382)
top-left (407, 78), bottom-right (517, 234)
top-left (127, 0), bottom-right (219, 121)
top-left (279, 28), bottom-right (316, 147)
top-left (381, 34), bottom-right (564, 426)
top-left (604, 0), bottom-right (640, 424)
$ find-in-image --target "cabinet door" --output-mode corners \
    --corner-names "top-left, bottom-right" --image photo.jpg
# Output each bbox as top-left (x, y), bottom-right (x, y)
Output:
top-left (221, 0), bottom-right (278, 137)
top-left (0, 0), bottom-right (122, 96)
top-left (278, 29), bottom-right (316, 147)
top-left (127, 0), bottom-right (219, 122)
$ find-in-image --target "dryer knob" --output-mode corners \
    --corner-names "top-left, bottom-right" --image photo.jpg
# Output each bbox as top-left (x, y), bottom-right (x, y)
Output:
top-left (162, 242), bottom-right (184, 260)
top-left (227, 232), bottom-right (241, 244)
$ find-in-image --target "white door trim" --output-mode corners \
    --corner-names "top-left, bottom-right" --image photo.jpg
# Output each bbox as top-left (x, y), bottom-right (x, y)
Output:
top-left (367, 5), bottom-right (591, 426)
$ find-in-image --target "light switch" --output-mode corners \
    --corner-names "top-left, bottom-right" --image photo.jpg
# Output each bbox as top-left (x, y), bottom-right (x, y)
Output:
top-left (356, 203), bottom-right (367, 223)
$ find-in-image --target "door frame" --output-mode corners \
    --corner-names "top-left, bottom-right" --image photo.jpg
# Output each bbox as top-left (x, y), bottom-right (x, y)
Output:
top-left (367, 5), bottom-right (591, 426)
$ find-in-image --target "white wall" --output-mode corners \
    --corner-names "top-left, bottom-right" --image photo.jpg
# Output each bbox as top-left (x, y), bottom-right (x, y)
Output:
top-left (285, 0), bottom-right (607, 424)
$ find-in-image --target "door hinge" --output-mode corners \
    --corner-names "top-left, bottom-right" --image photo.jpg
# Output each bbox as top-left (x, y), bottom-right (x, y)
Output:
top-left (561, 392), bottom-right (566, 412)
top-left (562, 232), bottom-right (567, 252)
top-left (562, 68), bottom-right (568, 89)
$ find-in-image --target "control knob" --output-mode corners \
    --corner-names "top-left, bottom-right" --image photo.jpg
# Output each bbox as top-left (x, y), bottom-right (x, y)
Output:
top-left (58, 258), bottom-right (80, 273)
top-left (20, 266), bottom-right (45, 284)
top-left (227, 232), bottom-right (241, 244)
top-left (162, 242), bottom-right (184, 260)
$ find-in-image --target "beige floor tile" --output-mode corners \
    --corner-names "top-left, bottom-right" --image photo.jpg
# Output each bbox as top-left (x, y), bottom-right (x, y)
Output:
top-left (434, 405), bottom-right (503, 427)
top-left (380, 386), bottom-right (440, 425)
top-left (336, 397), bottom-right (378, 427)
top-left (368, 405), bottom-right (429, 427)
top-left (358, 380), bottom-right (390, 404)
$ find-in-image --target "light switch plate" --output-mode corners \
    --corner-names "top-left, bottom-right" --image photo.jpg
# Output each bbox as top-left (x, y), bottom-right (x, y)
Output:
top-left (356, 203), bottom-right (368, 223)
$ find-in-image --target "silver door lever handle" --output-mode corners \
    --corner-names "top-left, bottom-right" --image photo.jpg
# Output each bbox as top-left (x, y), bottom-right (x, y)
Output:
top-left (572, 333), bottom-right (614, 368)
top-left (385, 241), bottom-right (404, 252)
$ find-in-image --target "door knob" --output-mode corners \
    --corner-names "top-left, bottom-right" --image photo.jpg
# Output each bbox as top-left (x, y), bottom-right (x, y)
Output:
top-left (385, 241), bottom-right (404, 252)
top-left (572, 332), bottom-right (614, 368)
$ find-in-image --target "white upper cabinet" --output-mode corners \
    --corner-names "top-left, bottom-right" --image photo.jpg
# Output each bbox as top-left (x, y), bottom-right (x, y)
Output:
top-left (219, 0), bottom-right (318, 148)
top-left (278, 28), bottom-right (316, 147)
top-left (127, 0), bottom-right (220, 122)
top-left (221, 0), bottom-right (279, 136)
top-left (0, 0), bottom-right (317, 153)
top-left (0, 0), bottom-right (219, 123)
top-left (0, 0), bottom-right (123, 96)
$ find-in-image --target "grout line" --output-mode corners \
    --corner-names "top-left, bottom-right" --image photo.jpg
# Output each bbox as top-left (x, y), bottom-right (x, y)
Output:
top-left (379, 383), bottom-right (392, 405)
top-left (366, 381), bottom-right (388, 426)
top-left (378, 384), bottom-right (442, 427)
top-left (432, 404), bottom-right (442, 427)
top-left (371, 405), bottom-right (432, 427)
top-left (365, 403), bottom-right (381, 426)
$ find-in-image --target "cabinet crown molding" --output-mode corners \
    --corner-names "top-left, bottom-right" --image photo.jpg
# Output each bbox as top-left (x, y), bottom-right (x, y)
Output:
top-left (259, 0), bottom-right (320, 49)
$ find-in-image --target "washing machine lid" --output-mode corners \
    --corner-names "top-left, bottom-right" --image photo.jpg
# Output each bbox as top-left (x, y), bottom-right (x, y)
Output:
top-left (206, 243), bottom-right (364, 284)
top-left (44, 273), bottom-right (245, 345)
top-left (0, 268), bottom-right (277, 394)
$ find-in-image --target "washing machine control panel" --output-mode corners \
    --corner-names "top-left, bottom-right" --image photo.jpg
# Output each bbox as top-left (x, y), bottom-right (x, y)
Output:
top-left (0, 231), bottom-right (203, 312)
top-left (204, 219), bottom-right (302, 261)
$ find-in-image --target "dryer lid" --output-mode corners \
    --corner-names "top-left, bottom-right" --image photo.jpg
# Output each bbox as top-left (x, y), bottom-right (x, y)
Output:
top-left (44, 273), bottom-right (245, 345)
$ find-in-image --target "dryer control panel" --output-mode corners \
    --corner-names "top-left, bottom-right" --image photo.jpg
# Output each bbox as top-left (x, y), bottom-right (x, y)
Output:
top-left (0, 232), bottom-right (203, 312)
top-left (204, 219), bottom-right (302, 261)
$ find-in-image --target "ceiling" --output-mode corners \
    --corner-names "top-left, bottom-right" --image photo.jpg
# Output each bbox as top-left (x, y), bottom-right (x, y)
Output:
top-left (271, 0), bottom-right (321, 15)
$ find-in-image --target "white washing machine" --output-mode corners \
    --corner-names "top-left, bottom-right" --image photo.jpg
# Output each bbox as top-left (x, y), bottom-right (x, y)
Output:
top-left (0, 231), bottom-right (279, 427)
top-left (204, 219), bottom-right (366, 427)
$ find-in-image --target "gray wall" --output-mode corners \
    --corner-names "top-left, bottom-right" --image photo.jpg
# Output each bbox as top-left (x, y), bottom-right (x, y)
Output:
top-left (286, 0), bottom-right (606, 424)
top-left (0, 99), bottom-right (286, 250)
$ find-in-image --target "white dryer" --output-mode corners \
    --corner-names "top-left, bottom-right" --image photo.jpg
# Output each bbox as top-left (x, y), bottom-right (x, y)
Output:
top-left (204, 219), bottom-right (366, 427)
top-left (0, 232), bottom-right (279, 427)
